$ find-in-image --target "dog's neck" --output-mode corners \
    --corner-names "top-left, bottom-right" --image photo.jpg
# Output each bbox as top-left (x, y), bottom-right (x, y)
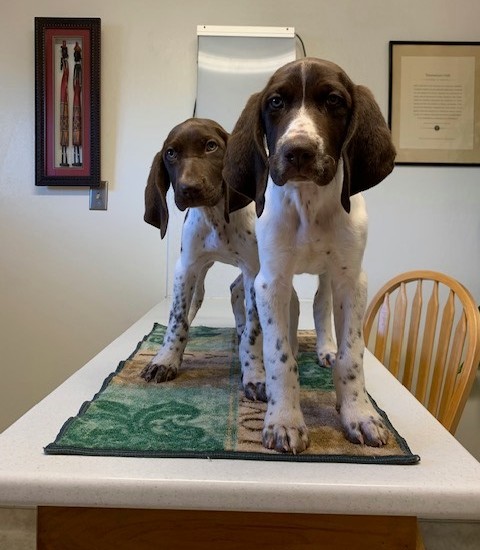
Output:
top-left (269, 158), bottom-right (344, 220)
top-left (196, 197), bottom-right (227, 231)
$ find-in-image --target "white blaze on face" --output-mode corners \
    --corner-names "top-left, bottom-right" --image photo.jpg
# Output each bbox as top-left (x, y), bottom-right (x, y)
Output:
top-left (276, 105), bottom-right (324, 153)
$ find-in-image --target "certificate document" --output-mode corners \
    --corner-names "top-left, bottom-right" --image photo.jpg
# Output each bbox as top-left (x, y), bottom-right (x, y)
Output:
top-left (399, 56), bottom-right (475, 151)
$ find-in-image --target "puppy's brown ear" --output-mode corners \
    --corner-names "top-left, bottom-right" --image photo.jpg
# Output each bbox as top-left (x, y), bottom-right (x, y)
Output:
top-left (341, 85), bottom-right (396, 212)
top-left (144, 151), bottom-right (170, 239)
top-left (222, 179), bottom-right (230, 224)
top-left (222, 137), bottom-right (254, 221)
top-left (222, 93), bottom-right (269, 217)
top-left (210, 122), bottom-right (232, 224)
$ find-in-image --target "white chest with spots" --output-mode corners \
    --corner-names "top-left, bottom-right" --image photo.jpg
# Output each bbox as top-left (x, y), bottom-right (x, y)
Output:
top-left (181, 203), bottom-right (258, 271)
top-left (257, 171), bottom-right (367, 276)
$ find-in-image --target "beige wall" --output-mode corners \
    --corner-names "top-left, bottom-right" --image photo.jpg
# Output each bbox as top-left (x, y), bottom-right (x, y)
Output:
top-left (1, 0), bottom-right (479, 458)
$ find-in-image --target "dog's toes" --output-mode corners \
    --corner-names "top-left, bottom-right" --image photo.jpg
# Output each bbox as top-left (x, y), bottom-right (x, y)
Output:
top-left (141, 362), bottom-right (178, 383)
top-left (344, 421), bottom-right (365, 445)
top-left (362, 418), bottom-right (389, 447)
top-left (341, 408), bottom-right (389, 447)
top-left (140, 363), bottom-right (158, 382)
top-left (345, 421), bottom-right (388, 447)
top-left (244, 381), bottom-right (267, 402)
top-left (155, 365), bottom-right (178, 382)
top-left (262, 424), bottom-right (310, 454)
top-left (317, 350), bottom-right (336, 368)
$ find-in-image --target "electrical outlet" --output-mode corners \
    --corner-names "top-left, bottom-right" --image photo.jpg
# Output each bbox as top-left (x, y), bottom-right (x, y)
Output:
top-left (89, 181), bottom-right (108, 210)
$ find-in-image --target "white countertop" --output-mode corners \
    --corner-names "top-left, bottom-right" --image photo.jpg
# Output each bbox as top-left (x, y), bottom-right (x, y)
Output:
top-left (1, 299), bottom-right (479, 520)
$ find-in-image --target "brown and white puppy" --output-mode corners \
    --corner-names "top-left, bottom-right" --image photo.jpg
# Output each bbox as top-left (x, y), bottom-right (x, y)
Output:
top-left (142, 118), bottom-right (268, 395)
top-left (223, 58), bottom-right (396, 453)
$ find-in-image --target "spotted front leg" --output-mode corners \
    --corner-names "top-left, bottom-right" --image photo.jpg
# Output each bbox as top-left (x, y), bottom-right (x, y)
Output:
top-left (141, 264), bottom-right (196, 383)
top-left (254, 272), bottom-right (309, 454)
top-left (332, 270), bottom-right (389, 446)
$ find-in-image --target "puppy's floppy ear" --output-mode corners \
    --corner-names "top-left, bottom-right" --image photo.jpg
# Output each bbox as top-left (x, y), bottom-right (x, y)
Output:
top-left (144, 151), bottom-right (170, 239)
top-left (222, 178), bottom-right (230, 224)
top-left (222, 93), bottom-right (269, 217)
top-left (341, 85), bottom-right (396, 212)
top-left (211, 122), bottom-right (232, 224)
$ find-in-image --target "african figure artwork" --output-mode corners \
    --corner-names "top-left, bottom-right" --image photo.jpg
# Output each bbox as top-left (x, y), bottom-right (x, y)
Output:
top-left (35, 17), bottom-right (100, 186)
top-left (72, 42), bottom-right (82, 166)
top-left (59, 40), bottom-right (69, 166)
top-left (57, 39), bottom-right (83, 168)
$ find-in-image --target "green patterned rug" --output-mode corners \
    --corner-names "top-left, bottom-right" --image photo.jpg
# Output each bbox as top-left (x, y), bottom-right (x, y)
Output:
top-left (45, 324), bottom-right (419, 464)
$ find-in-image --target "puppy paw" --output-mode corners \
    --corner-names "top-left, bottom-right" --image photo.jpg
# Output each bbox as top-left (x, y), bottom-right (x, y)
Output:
top-left (262, 405), bottom-right (310, 454)
top-left (140, 361), bottom-right (178, 383)
top-left (339, 402), bottom-right (389, 447)
top-left (244, 381), bottom-right (267, 402)
top-left (317, 347), bottom-right (336, 368)
top-left (262, 422), bottom-right (310, 454)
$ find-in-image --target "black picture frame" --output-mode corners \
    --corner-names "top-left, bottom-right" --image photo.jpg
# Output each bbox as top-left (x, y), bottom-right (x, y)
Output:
top-left (389, 41), bottom-right (480, 166)
top-left (35, 17), bottom-right (101, 186)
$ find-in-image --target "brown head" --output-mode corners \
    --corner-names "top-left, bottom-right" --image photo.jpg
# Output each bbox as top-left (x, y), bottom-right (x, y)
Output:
top-left (222, 58), bottom-right (396, 216)
top-left (144, 118), bottom-right (229, 238)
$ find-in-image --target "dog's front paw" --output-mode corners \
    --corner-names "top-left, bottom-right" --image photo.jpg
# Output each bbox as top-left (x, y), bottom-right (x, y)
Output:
top-left (317, 346), bottom-right (336, 368)
top-left (140, 361), bottom-right (178, 383)
top-left (262, 410), bottom-right (310, 454)
top-left (339, 401), bottom-right (389, 447)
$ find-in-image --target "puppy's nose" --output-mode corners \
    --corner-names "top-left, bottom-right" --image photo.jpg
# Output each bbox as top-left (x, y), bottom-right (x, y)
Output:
top-left (178, 182), bottom-right (200, 199)
top-left (284, 144), bottom-right (315, 169)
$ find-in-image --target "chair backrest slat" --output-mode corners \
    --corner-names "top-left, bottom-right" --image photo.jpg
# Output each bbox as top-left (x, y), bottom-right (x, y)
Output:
top-left (415, 281), bottom-right (439, 403)
top-left (390, 282), bottom-right (407, 378)
top-left (374, 293), bottom-right (390, 363)
top-left (438, 312), bottom-right (466, 424)
top-left (428, 289), bottom-right (455, 416)
top-left (402, 280), bottom-right (423, 390)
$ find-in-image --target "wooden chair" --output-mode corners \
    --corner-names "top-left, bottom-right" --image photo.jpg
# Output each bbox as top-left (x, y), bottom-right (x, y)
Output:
top-left (364, 270), bottom-right (480, 434)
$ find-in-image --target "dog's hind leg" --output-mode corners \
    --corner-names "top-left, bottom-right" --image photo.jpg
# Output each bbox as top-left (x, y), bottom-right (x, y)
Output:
top-left (188, 261), bottom-right (213, 324)
top-left (239, 271), bottom-right (266, 402)
top-left (230, 274), bottom-right (246, 340)
top-left (314, 272), bottom-right (337, 367)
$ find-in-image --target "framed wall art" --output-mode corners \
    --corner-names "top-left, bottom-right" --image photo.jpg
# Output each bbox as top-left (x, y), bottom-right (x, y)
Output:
top-left (389, 41), bottom-right (480, 165)
top-left (35, 17), bottom-right (101, 186)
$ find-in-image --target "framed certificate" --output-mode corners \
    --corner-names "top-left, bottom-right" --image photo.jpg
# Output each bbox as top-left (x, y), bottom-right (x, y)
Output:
top-left (389, 41), bottom-right (480, 165)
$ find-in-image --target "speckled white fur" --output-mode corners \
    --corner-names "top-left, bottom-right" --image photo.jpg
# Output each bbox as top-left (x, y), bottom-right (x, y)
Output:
top-left (142, 198), bottom-right (267, 394)
top-left (255, 162), bottom-right (388, 453)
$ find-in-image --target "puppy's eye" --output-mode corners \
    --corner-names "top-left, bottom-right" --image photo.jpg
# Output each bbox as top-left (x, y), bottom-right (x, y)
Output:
top-left (326, 93), bottom-right (345, 108)
top-left (165, 148), bottom-right (177, 161)
top-left (268, 95), bottom-right (284, 110)
top-left (205, 140), bottom-right (218, 152)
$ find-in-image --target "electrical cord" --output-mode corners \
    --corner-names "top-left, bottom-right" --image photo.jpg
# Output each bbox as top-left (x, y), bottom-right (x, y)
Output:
top-left (295, 33), bottom-right (307, 57)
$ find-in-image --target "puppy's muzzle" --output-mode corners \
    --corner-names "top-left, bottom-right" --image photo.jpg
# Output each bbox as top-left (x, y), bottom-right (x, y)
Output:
top-left (272, 136), bottom-right (335, 186)
top-left (178, 182), bottom-right (202, 200)
top-left (175, 181), bottom-right (204, 209)
top-left (284, 141), bottom-right (316, 171)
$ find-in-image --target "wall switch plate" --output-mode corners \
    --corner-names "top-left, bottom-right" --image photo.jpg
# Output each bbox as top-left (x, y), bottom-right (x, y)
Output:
top-left (89, 181), bottom-right (108, 210)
